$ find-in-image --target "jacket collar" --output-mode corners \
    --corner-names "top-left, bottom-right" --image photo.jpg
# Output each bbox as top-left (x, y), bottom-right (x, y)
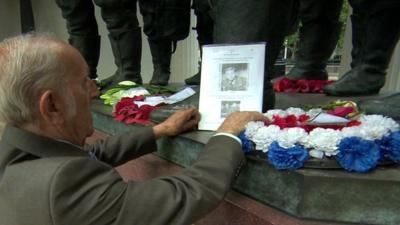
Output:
top-left (1, 125), bottom-right (88, 158)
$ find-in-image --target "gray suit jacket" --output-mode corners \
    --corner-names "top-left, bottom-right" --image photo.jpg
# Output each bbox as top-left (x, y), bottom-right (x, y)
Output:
top-left (0, 125), bottom-right (244, 225)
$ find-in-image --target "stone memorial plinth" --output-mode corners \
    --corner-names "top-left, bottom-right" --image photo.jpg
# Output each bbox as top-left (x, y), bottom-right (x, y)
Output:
top-left (91, 90), bottom-right (400, 225)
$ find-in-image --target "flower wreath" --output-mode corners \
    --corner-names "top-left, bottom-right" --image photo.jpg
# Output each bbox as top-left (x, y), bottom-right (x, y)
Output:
top-left (239, 107), bottom-right (400, 173)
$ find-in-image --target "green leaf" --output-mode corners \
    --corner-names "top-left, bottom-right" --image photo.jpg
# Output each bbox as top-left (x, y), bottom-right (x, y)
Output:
top-left (100, 94), bottom-right (110, 100)
top-left (105, 87), bottom-right (124, 95)
top-left (145, 85), bottom-right (178, 95)
top-left (118, 81), bottom-right (137, 87)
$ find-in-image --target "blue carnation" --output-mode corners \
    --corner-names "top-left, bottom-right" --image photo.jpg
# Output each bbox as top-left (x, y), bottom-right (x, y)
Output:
top-left (267, 141), bottom-right (309, 170)
top-left (375, 136), bottom-right (391, 159)
top-left (378, 131), bottom-right (400, 163)
top-left (335, 137), bottom-right (380, 173)
top-left (239, 131), bottom-right (255, 154)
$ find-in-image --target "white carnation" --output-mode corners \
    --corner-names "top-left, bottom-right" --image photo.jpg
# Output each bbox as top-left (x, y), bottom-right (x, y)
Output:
top-left (251, 125), bottom-right (281, 152)
top-left (305, 128), bottom-right (342, 155)
top-left (309, 150), bottom-right (324, 159)
top-left (276, 127), bottom-right (308, 148)
top-left (341, 126), bottom-right (362, 138)
top-left (285, 107), bottom-right (306, 117)
top-left (342, 115), bottom-right (400, 140)
top-left (264, 109), bottom-right (287, 120)
top-left (359, 115), bottom-right (400, 137)
top-left (244, 121), bottom-right (265, 139)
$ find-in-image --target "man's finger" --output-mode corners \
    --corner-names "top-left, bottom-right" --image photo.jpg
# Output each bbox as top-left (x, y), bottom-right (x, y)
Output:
top-left (180, 108), bottom-right (197, 120)
top-left (192, 111), bottom-right (201, 123)
top-left (245, 111), bottom-right (269, 122)
top-left (183, 119), bottom-right (198, 131)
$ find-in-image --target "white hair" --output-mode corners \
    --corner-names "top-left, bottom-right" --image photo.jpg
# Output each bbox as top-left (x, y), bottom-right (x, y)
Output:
top-left (0, 33), bottom-right (71, 126)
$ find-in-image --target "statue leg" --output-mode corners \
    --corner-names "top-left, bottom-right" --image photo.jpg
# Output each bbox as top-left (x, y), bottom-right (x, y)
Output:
top-left (355, 0), bottom-right (400, 118)
top-left (213, 0), bottom-right (296, 111)
top-left (324, 0), bottom-right (400, 96)
top-left (55, 0), bottom-right (100, 79)
top-left (139, 0), bottom-right (173, 86)
top-left (185, 0), bottom-right (214, 85)
top-left (94, 0), bottom-right (143, 85)
top-left (286, 0), bottom-right (343, 80)
top-left (148, 38), bottom-right (172, 86)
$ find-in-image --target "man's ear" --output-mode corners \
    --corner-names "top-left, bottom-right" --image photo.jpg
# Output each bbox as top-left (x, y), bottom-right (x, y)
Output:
top-left (38, 90), bottom-right (65, 125)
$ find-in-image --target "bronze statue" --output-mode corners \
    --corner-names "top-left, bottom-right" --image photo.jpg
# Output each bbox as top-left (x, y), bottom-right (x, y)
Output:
top-left (56, 0), bottom-right (191, 87)
top-left (185, 0), bottom-right (214, 85)
top-left (56, 0), bottom-right (143, 86)
top-left (286, 0), bottom-right (343, 81)
top-left (139, 0), bottom-right (191, 86)
top-left (212, 0), bottom-right (298, 111)
top-left (324, 0), bottom-right (400, 96)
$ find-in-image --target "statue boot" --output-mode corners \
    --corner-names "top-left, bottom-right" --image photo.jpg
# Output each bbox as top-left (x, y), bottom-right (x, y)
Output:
top-left (185, 61), bottom-right (201, 85)
top-left (263, 81), bottom-right (275, 112)
top-left (358, 93), bottom-right (400, 120)
top-left (286, 0), bottom-right (343, 80)
top-left (324, 2), bottom-right (400, 96)
top-left (185, 2), bottom-right (214, 85)
top-left (263, 43), bottom-right (281, 112)
top-left (69, 35), bottom-right (100, 79)
top-left (263, 0), bottom-right (298, 111)
top-left (105, 28), bottom-right (143, 89)
top-left (149, 39), bottom-right (172, 86)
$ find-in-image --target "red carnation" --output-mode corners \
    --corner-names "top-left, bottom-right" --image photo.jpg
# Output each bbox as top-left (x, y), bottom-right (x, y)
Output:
top-left (272, 114), bottom-right (298, 129)
top-left (114, 97), bottom-right (135, 113)
top-left (274, 78), bottom-right (296, 92)
top-left (126, 105), bottom-right (156, 125)
top-left (298, 114), bottom-right (310, 123)
top-left (274, 78), bottom-right (334, 93)
top-left (112, 97), bottom-right (157, 125)
top-left (296, 80), bottom-right (310, 93)
top-left (346, 120), bottom-right (362, 127)
top-left (132, 95), bottom-right (145, 101)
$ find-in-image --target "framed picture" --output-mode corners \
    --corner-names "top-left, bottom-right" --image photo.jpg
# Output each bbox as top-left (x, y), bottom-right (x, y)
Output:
top-left (199, 43), bottom-right (266, 130)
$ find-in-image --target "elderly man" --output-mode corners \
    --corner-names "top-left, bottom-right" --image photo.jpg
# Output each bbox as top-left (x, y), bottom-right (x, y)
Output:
top-left (0, 34), bottom-right (266, 225)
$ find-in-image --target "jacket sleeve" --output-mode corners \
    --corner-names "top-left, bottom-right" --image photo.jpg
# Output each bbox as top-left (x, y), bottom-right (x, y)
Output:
top-left (51, 135), bottom-right (245, 225)
top-left (84, 126), bottom-right (158, 166)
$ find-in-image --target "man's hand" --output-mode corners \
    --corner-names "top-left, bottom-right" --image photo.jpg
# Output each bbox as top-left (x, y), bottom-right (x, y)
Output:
top-left (217, 111), bottom-right (268, 136)
top-left (153, 108), bottom-right (201, 138)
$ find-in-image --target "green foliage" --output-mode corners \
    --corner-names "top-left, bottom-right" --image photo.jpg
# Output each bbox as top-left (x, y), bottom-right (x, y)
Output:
top-left (100, 81), bottom-right (139, 105)
top-left (99, 82), bottom-right (178, 106)
top-left (284, 1), bottom-right (350, 60)
top-left (145, 85), bottom-right (178, 95)
top-left (337, 1), bottom-right (350, 51)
